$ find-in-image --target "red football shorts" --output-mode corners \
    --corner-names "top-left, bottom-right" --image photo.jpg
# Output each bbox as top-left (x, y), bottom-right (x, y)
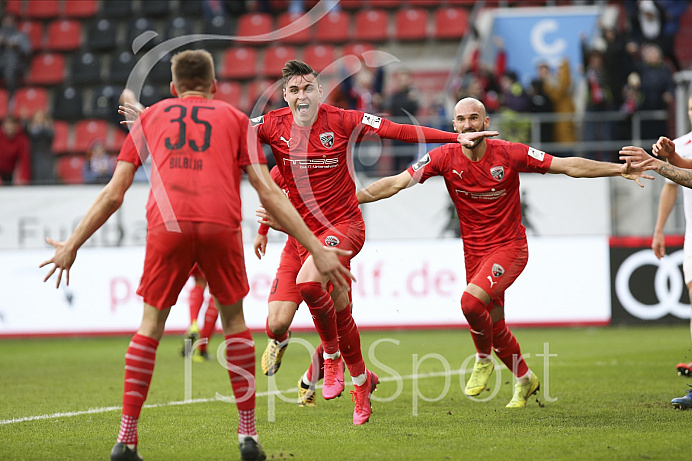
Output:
top-left (464, 242), bottom-right (528, 308)
top-left (138, 222), bottom-right (249, 309)
top-left (267, 237), bottom-right (303, 305)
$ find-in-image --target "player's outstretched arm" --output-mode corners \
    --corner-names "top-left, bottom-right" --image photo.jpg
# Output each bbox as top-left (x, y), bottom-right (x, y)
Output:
top-left (548, 154), bottom-right (655, 187)
top-left (40, 161), bottom-right (137, 287)
top-left (619, 145), bottom-right (692, 188)
top-left (652, 137), bottom-right (692, 169)
top-left (357, 170), bottom-right (416, 204)
top-left (652, 182), bottom-right (678, 259)
top-left (245, 163), bottom-right (355, 287)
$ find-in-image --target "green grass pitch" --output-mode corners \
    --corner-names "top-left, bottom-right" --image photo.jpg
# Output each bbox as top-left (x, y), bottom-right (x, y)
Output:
top-left (1, 325), bottom-right (691, 460)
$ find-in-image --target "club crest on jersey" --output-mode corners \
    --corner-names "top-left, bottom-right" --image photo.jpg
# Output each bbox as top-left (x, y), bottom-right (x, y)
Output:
top-left (250, 115), bottom-right (264, 126)
top-left (412, 153), bottom-right (431, 171)
top-left (492, 264), bottom-right (505, 277)
top-left (325, 235), bottom-right (340, 246)
top-left (490, 166), bottom-right (504, 181)
top-left (319, 132), bottom-right (334, 148)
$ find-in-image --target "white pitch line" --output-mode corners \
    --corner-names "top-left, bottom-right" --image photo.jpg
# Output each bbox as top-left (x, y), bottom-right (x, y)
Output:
top-left (1, 367), bottom-right (484, 426)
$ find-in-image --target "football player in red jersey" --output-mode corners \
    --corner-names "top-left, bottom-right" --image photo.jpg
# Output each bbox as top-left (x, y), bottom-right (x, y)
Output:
top-left (40, 50), bottom-right (353, 461)
top-left (250, 61), bottom-right (497, 425)
top-left (357, 97), bottom-right (654, 408)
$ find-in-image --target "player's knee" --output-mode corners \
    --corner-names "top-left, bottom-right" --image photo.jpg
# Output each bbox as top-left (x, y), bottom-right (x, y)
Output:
top-left (461, 291), bottom-right (487, 318)
top-left (297, 281), bottom-right (325, 305)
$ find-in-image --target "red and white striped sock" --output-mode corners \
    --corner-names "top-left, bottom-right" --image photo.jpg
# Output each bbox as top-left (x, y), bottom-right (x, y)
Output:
top-left (224, 329), bottom-right (257, 437)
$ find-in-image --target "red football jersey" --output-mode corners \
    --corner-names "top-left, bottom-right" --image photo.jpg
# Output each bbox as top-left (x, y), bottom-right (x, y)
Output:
top-left (118, 97), bottom-right (265, 229)
top-left (408, 139), bottom-right (553, 254)
top-left (253, 104), bottom-right (458, 234)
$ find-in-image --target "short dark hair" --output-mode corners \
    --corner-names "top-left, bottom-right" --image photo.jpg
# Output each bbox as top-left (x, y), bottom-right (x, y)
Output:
top-left (171, 50), bottom-right (215, 93)
top-left (282, 60), bottom-right (319, 87)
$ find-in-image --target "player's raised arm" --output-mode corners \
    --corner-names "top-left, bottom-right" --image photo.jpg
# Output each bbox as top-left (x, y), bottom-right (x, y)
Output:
top-left (652, 136), bottom-right (692, 169)
top-left (357, 170), bottom-right (416, 204)
top-left (547, 154), bottom-right (655, 187)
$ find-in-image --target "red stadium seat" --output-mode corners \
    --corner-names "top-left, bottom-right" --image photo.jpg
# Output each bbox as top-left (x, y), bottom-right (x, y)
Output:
top-left (236, 13), bottom-right (274, 45)
top-left (46, 19), bottom-right (82, 51)
top-left (62, 0), bottom-right (98, 18)
top-left (26, 0), bottom-right (59, 19)
top-left (73, 119), bottom-right (110, 154)
top-left (303, 44), bottom-right (337, 75)
top-left (106, 128), bottom-right (128, 154)
top-left (339, 0), bottom-right (366, 9)
top-left (433, 7), bottom-right (469, 40)
top-left (262, 45), bottom-right (297, 78)
top-left (51, 121), bottom-right (72, 155)
top-left (6, 0), bottom-right (23, 15)
top-left (315, 11), bottom-right (351, 43)
top-left (17, 21), bottom-right (43, 51)
top-left (219, 47), bottom-right (258, 80)
top-left (0, 89), bottom-right (8, 120)
top-left (56, 155), bottom-right (85, 184)
top-left (368, 0), bottom-right (399, 8)
top-left (246, 79), bottom-right (277, 114)
top-left (395, 8), bottom-right (429, 41)
top-left (26, 53), bottom-right (65, 86)
top-left (215, 81), bottom-right (243, 109)
top-left (276, 12), bottom-right (312, 45)
top-left (342, 42), bottom-right (375, 58)
top-left (354, 9), bottom-right (389, 42)
top-left (12, 87), bottom-right (48, 118)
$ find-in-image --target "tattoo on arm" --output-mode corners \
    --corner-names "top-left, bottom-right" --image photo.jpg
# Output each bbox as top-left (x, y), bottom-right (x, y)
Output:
top-left (658, 163), bottom-right (692, 188)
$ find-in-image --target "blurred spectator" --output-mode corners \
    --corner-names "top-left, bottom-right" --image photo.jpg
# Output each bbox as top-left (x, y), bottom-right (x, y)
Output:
top-left (498, 70), bottom-right (531, 143)
top-left (636, 43), bottom-right (675, 140)
top-left (0, 15), bottom-right (31, 98)
top-left (619, 71), bottom-right (644, 140)
top-left (626, 0), bottom-right (682, 71)
top-left (83, 139), bottom-right (116, 184)
top-left (581, 39), bottom-right (616, 161)
top-left (341, 67), bottom-right (384, 113)
top-left (383, 68), bottom-right (420, 171)
top-left (203, 0), bottom-right (246, 18)
top-left (529, 62), bottom-right (554, 144)
top-left (286, 0), bottom-right (340, 14)
top-left (449, 38), bottom-right (504, 113)
top-left (27, 110), bottom-right (55, 184)
top-left (542, 58), bottom-right (577, 145)
top-left (0, 115), bottom-right (31, 185)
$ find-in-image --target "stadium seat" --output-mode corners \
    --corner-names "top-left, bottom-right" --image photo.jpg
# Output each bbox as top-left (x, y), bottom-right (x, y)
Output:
top-left (315, 11), bottom-right (351, 43)
top-left (147, 53), bottom-right (172, 84)
top-left (395, 8), bottom-right (429, 41)
top-left (0, 89), bottom-right (8, 120)
top-left (46, 19), bottom-right (82, 52)
top-left (303, 44), bottom-right (337, 75)
top-left (5, 0), bottom-right (22, 16)
top-left (269, 0), bottom-right (289, 11)
top-left (73, 119), bottom-right (111, 154)
top-left (215, 81), bottom-right (244, 109)
top-left (12, 87), bottom-right (48, 118)
top-left (126, 17), bottom-right (160, 52)
top-left (56, 155), bottom-right (85, 184)
top-left (201, 14), bottom-right (234, 49)
top-left (87, 18), bottom-right (117, 52)
top-left (246, 79), bottom-right (277, 115)
top-left (339, 0), bottom-right (366, 10)
top-left (18, 21), bottom-right (43, 51)
top-left (353, 9), bottom-right (389, 42)
top-left (140, 84), bottom-right (165, 108)
top-left (51, 121), bottom-right (72, 155)
top-left (433, 7), bottom-right (469, 40)
top-left (219, 47), bottom-right (258, 80)
top-left (102, 0), bottom-right (133, 18)
top-left (106, 127), bottom-right (128, 154)
top-left (237, 13), bottom-right (274, 45)
top-left (109, 51), bottom-right (136, 85)
top-left (62, 0), bottom-right (98, 18)
top-left (140, 0), bottom-right (170, 17)
top-left (90, 85), bottom-right (123, 119)
top-left (25, 0), bottom-right (59, 19)
top-left (178, 0), bottom-right (204, 16)
top-left (52, 86), bottom-right (84, 121)
top-left (71, 52), bottom-right (101, 86)
top-left (26, 53), bottom-right (65, 86)
top-left (262, 45), bottom-right (298, 78)
top-left (342, 42), bottom-right (375, 59)
top-left (368, 0), bottom-right (399, 8)
top-left (276, 12), bottom-right (312, 45)
top-left (165, 16), bottom-right (194, 41)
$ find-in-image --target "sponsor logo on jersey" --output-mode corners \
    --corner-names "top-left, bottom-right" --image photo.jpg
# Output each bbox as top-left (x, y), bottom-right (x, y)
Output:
top-left (280, 136), bottom-right (291, 148)
top-left (492, 263), bottom-right (505, 277)
top-left (527, 147), bottom-right (545, 161)
top-left (412, 153), bottom-right (431, 171)
top-left (325, 235), bottom-right (340, 246)
top-left (250, 115), bottom-right (264, 126)
top-left (454, 188), bottom-right (507, 200)
top-left (452, 169), bottom-right (464, 179)
top-left (283, 158), bottom-right (339, 169)
top-left (490, 166), bottom-right (504, 181)
top-left (362, 113), bottom-right (382, 129)
top-left (319, 132), bottom-right (334, 148)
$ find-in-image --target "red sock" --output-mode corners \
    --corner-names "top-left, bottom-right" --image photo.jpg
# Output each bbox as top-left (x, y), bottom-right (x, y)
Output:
top-left (297, 282), bottom-right (338, 354)
top-left (200, 299), bottom-right (218, 353)
top-left (336, 307), bottom-right (365, 377)
top-left (188, 285), bottom-right (204, 324)
top-left (118, 334), bottom-right (158, 445)
top-left (306, 343), bottom-right (325, 383)
top-left (265, 317), bottom-right (289, 343)
top-left (461, 291), bottom-right (493, 357)
top-left (224, 329), bottom-right (257, 436)
top-left (492, 319), bottom-right (528, 377)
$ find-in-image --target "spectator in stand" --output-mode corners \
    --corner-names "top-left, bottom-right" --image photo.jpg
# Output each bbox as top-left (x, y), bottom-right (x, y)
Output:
top-left (626, 0), bottom-right (682, 71)
top-left (541, 58), bottom-right (577, 146)
top-left (529, 62), bottom-right (555, 144)
top-left (498, 70), bottom-right (532, 143)
top-left (0, 115), bottom-right (31, 185)
top-left (636, 43), bottom-right (675, 141)
top-left (383, 68), bottom-right (421, 172)
top-left (203, 0), bottom-right (246, 18)
top-left (581, 39), bottom-right (616, 161)
top-left (83, 139), bottom-right (116, 184)
top-left (26, 110), bottom-right (55, 184)
top-left (449, 37), bottom-right (505, 114)
top-left (0, 15), bottom-right (31, 98)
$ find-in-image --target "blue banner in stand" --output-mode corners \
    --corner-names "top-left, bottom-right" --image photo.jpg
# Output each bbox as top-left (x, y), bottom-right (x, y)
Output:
top-left (488, 6), bottom-right (601, 86)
